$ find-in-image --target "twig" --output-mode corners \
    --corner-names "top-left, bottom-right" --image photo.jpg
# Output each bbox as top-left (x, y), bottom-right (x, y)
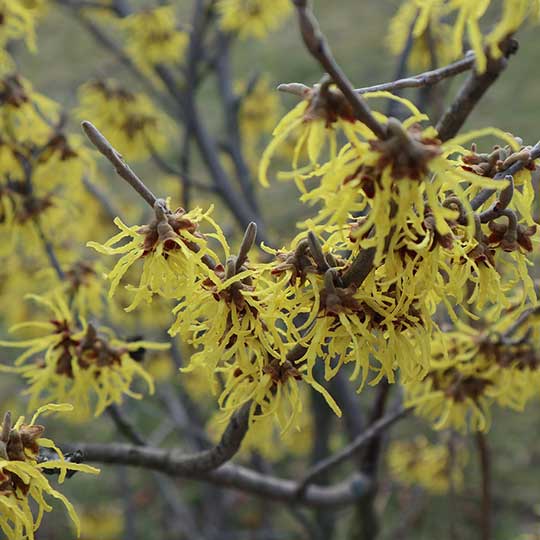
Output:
top-left (385, 11), bottom-right (417, 117)
top-left (296, 406), bottom-right (411, 494)
top-left (282, 53), bottom-right (475, 100)
top-left (63, 441), bottom-right (372, 507)
top-left (291, 0), bottom-right (386, 140)
top-left (436, 38), bottom-right (519, 141)
top-left (214, 31), bottom-right (260, 214)
top-left (83, 175), bottom-right (124, 221)
top-left (476, 432), bottom-right (492, 540)
top-left (34, 217), bottom-right (66, 281)
top-left (82, 121), bottom-right (158, 208)
top-left (107, 404), bottom-right (146, 446)
top-left (341, 246), bottom-right (376, 289)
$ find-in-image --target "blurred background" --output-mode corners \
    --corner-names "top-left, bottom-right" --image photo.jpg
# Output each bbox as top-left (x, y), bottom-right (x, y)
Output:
top-left (1, 1), bottom-right (540, 539)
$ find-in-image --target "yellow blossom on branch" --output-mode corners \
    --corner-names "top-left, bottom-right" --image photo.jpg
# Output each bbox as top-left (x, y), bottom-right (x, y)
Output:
top-left (88, 200), bottom-right (227, 311)
top-left (216, 0), bottom-right (292, 40)
top-left (0, 293), bottom-right (168, 417)
top-left (387, 436), bottom-right (468, 494)
top-left (122, 6), bottom-right (189, 75)
top-left (0, 404), bottom-right (99, 540)
top-left (76, 79), bottom-right (174, 161)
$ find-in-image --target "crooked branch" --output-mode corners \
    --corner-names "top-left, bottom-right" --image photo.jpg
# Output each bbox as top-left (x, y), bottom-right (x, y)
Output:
top-left (291, 0), bottom-right (386, 140)
top-left (82, 121), bottom-right (158, 208)
top-left (65, 441), bottom-right (372, 507)
top-left (296, 406), bottom-right (411, 494)
top-left (436, 38), bottom-right (519, 141)
top-left (356, 52), bottom-right (476, 95)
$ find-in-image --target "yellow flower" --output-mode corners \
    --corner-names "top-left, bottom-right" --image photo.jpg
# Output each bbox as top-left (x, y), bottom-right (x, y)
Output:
top-left (387, 436), bottom-right (468, 494)
top-left (88, 201), bottom-right (226, 311)
top-left (404, 304), bottom-right (540, 432)
top-left (387, 0), bottom-right (540, 73)
top-left (0, 403), bottom-right (99, 540)
top-left (217, 0), bottom-right (291, 40)
top-left (0, 294), bottom-right (168, 418)
top-left (0, 1), bottom-right (47, 73)
top-left (0, 74), bottom-right (59, 148)
top-left (122, 6), bottom-right (189, 75)
top-left (387, 0), bottom-right (457, 71)
top-left (79, 505), bottom-right (123, 540)
top-left (75, 79), bottom-right (175, 161)
top-left (207, 386), bottom-right (314, 458)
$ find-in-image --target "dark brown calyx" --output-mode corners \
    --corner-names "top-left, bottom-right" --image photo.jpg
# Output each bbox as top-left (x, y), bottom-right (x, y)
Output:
top-left (139, 199), bottom-right (202, 256)
top-left (263, 358), bottom-right (303, 386)
top-left (370, 119), bottom-right (441, 180)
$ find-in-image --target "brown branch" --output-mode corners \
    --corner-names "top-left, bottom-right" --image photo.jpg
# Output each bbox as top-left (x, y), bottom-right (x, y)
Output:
top-left (357, 52), bottom-right (475, 95)
top-left (296, 406), bottom-right (411, 494)
top-left (82, 121), bottom-right (158, 208)
top-left (107, 404), bottom-right (146, 446)
top-left (436, 38), bottom-right (519, 142)
top-left (103, 400), bottom-right (251, 473)
top-left (291, 0), bottom-right (386, 140)
top-left (341, 246), bottom-right (376, 289)
top-left (476, 432), bottom-right (492, 540)
top-left (214, 31), bottom-right (260, 214)
top-left (64, 441), bottom-right (372, 507)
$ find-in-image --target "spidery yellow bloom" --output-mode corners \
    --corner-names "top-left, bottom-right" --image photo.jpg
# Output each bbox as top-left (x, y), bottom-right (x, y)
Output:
top-left (404, 304), bottom-right (540, 432)
top-left (76, 79), bottom-right (174, 161)
top-left (0, 294), bottom-right (168, 417)
top-left (122, 7), bottom-right (188, 75)
top-left (387, 436), bottom-right (468, 494)
top-left (217, 0), bottom-right (291, 39)
top-left (387, 0), bottom-right (456, 71)
top-left (0, 1), bottom-right (46, 73)
top-left (388, 0), bottom-right (540, 73)
top-left (0, 403), bottom-right (99, 539)
top-left (88, 201), bottom-right (226, 311)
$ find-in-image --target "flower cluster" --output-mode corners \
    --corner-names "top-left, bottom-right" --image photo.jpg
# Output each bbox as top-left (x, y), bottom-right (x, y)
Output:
top-left (121, 6), bottom-right (189, 77)
top-left (76, 79), bottom-right (174, 161)
top-left (216, 0), bottom-right (292, 40)
top-left (387, 0), bottom-right (540, 72)
top-left (404, 305), bottom-right (540, 432)
top-left (0, 293), bottom-right (167, 418)
top-left (0, 404), bottom-right (99, 540)
top-left (88, 200), bottom-right (226, 310)
top-left (0, 1), bottom-right (45, 74)
top-left (256, 81), bottom-right (538, 426)
top-left (0, 73), bottom-right (99, 258)
top-left (387, 435), bottom-right (468, 494)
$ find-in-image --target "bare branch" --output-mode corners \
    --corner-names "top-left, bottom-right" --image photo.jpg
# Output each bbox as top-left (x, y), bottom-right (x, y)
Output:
top-left (341, 246), bottom-right (376, 289)
top-left (291, 0), bottom-right (386, 140)
top-left (296, 406), bottom-right (411, 493)
top-left (112, 400), bottom-right (251, 472)
top-left (107, 404), bottom-right (146, 446)
top-left (82, 121), bottom-right (158, 208)
top-left (64, 442), bottom-right (372, 507)
top-left (476, 432), bottom-right (492, 540)
top-left (436, 38), bottom-right (518, 141)
top-left (357, 52), bottom-right (475, 95)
